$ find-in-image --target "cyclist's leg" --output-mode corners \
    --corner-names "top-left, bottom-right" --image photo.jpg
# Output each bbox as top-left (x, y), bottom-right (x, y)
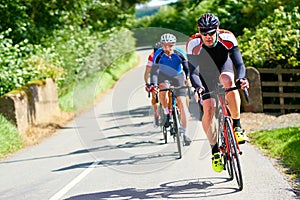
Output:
top-left (219, 58), bottom-right (247, 143)
top-left (173, 74), bottom-right (192, 145)
top-left (158, 74), bottom-right (171, 127)
top-left (201, 97), bottom-right (217, 145)
top-left (151, 92), bottom-right (159, 127)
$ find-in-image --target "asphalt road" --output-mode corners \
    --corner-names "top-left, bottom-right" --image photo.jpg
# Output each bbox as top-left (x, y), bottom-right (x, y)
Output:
top-left (0, 49), bottom-right (298, 200)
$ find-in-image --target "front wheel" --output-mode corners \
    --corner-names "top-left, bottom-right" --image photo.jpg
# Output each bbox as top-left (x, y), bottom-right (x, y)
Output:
top-left (225, 117), bottom-right (243, 191)
top-left (217, 114), bottom-right (233, 180)
top-left (173, 107), bottom-right (183, 159)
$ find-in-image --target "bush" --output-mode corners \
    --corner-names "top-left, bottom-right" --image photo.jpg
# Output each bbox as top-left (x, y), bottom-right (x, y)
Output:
top-left (239, 7), bottom-right (300, 68)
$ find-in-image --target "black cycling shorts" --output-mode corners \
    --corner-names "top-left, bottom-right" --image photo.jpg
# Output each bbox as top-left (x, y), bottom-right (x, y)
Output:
top-left (158, 72), bottom-right (187, 97)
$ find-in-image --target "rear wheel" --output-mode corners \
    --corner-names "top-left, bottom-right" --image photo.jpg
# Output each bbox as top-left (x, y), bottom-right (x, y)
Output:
top-left (225, 117), bottom-right (243, 190)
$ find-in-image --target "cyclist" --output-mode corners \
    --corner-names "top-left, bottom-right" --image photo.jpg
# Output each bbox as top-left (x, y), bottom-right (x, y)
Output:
top-left (150, 33), bottom-right (192, 146)
top-left (186, 13), bottom-right (249, 172)
top-left (144, 42), bottom-right (162, 128)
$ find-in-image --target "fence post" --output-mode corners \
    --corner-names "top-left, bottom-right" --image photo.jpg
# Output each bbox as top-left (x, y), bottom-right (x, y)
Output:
top-left (242, 67), bottom-right (263, 112)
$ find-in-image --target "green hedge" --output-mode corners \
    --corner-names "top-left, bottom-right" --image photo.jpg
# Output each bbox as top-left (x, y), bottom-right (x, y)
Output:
top-left (0, 27), bottom-right (136, 97)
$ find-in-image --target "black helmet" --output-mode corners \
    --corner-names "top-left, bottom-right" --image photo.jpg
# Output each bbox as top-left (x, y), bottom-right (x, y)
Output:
top-left (197, 13), bottom-right (220, 31)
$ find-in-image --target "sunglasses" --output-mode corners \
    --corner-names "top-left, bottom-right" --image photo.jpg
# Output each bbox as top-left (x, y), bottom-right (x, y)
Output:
top-left (200, 30), bottom-right (217, 36)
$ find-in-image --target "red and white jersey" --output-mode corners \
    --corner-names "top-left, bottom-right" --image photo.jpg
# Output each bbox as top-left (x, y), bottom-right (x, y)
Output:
top-left (146, 51), bottom-right (154, 69)
top-left (186, 29), bottom-right (239, 68)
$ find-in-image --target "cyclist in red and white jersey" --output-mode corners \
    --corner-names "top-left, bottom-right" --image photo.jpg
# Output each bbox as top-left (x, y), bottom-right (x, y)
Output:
top-left (144, 42), bottom-right (161, 127)
top-left (186, 13), bottom-right (249, 172)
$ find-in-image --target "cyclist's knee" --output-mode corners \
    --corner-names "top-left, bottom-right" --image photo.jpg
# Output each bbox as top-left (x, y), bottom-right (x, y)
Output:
top-left (220, 72), bottom-right (234, 88)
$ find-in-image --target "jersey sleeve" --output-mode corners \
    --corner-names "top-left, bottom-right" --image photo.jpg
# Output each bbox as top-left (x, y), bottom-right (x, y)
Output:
top-left (146, 52), bottom-right (154, 68)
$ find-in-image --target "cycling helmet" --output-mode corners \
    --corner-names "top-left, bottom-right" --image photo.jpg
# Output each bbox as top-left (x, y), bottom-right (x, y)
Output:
top-left (197, 13), bottom-right (220, 31)
top-left (160, 33), bottom-right (176, 43)
top-left (153, 42), bottom-right (161, 52)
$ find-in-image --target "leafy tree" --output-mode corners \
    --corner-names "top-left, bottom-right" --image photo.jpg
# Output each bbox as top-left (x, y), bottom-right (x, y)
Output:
top-left (239, 7), bottom-right (300, 68)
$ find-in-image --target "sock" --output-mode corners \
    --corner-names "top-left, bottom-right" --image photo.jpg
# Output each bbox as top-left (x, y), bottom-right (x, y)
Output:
top-left (182, 128), bottom-right (187, 135)
top-left (164, 108), bottom-right (169, 115)
top-left (211, 143), bottom-right (219, 154)
top-left (232, 118), bottom-right (241, 128)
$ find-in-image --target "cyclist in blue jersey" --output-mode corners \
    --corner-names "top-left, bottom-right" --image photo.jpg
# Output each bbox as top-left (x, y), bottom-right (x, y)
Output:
top-left (151, 33), bottom-right (192, 146)
top-left (186, 13), bottom-right (249, 172)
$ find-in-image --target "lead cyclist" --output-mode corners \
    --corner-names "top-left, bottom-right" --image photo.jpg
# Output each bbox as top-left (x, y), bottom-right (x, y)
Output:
top-left (186, 13), bottom-right (249, 172)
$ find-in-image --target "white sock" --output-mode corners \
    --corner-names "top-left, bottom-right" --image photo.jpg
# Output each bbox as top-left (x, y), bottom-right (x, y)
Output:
top-left (163, 108), bottom-right (169, 115)
top-left (182, 128), bottom-right (187, 135)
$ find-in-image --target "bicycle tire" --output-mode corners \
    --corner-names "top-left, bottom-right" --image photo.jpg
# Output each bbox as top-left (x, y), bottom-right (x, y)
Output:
top-left (225, 117), bottom-right (243, 190)
top-left (216, 108), bottom-right (233, 180)
top-left (218, 117), bottom-right (233, 180)
top-left (173, 106), bottom-right (183, 159)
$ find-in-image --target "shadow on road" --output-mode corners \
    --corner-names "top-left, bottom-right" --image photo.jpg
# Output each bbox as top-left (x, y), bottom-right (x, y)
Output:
top-left (64, 177), bottom-right (238, 199)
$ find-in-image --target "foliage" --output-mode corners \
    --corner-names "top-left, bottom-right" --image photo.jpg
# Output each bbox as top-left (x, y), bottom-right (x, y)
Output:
top-left (0, 114), bottom-right (22, 158)
top-left (249, 126), bottom-right (300, 174)
top-left (133, 0), bottom-right (300, 37)
top-left (0, 0), bottom-right (148, 44)
top-left (239, 7), bottom-right (300, 68)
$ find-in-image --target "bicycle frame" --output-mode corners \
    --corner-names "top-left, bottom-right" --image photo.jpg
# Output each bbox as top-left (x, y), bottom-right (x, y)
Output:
top-left (159, 85), bottom-right (190, 159)
top-left (217, 85), bottom-right (242, 158)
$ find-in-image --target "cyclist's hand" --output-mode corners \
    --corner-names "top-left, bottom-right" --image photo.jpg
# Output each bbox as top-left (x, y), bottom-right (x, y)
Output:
top-left (150, 83), bottom-right (158, 94)
top-left (236, 78), bottom-right (249, 90)
top-left (145, 83), bottom-right (151, 92)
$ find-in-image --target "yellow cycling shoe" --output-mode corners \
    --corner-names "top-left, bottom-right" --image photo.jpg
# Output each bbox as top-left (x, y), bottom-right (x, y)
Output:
top-left (212, 152), bottom-right (224, 173)
top-left (234, 127), bottom-right (247, 144)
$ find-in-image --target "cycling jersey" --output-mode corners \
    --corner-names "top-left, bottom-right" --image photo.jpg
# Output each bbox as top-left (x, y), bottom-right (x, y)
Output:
top-left (186, 29), bottom-right (246, 90)
top-left (146, 52), bottom-right (154, 69)
top-left (151, 47), bottom-right (189, 84)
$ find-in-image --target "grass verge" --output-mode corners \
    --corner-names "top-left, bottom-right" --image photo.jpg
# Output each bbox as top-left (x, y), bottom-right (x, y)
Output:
top-left (248, 126), bottom-right (300, 194)
top-left (0, 114), bottom-right (23, 158)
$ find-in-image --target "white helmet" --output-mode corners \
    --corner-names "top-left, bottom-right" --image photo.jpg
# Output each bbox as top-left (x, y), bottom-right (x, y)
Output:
top-left (160, 33), bottom-right (176, 43)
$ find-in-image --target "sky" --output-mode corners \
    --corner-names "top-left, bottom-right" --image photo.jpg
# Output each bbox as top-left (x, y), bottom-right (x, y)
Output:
top-left (136, 0), bottom-right (178, 9)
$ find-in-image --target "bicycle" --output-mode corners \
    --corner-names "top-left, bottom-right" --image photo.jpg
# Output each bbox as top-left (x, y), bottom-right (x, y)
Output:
top-left (200, 82), bottom-right (249, 191)
top-left (159, 84), bottom-right (191, 159)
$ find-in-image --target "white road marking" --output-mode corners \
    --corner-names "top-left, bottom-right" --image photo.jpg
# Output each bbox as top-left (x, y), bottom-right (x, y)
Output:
top-left (49, 160), bottom-right (101, 200)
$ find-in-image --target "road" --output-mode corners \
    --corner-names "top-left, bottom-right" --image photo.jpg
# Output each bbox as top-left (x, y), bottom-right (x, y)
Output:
top-left (0, 49), bottom-right (298, 200)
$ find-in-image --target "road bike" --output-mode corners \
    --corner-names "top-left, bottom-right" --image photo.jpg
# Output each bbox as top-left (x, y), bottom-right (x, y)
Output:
top-left (201, 83), bottom-right (249, 191)
top-left (159, 84), bottom-right (191, 159)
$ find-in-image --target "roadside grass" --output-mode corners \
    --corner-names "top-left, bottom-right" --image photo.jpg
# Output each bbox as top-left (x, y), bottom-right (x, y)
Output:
top-left (59, 53), bottom-right (139, 112)
top-left (0, 53), bottom-right (139, 158)
top-left (248, 126), bottom-right (300, 178)
top-left (0, 114), bottom-right (23, 158)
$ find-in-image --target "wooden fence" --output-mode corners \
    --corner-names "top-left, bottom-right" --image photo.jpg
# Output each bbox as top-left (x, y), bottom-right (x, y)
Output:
top-left (258, 66), bottom-right (300, 114)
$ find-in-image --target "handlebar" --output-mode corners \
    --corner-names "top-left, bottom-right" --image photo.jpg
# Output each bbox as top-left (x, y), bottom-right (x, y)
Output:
top-left (198, 84), bottom-right (249, 104)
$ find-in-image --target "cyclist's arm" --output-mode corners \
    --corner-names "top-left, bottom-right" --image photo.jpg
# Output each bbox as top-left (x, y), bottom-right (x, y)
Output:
top-left (230, 46), bottom-right (246, 80)
top-left (188, 56), bottom-right (203, 89)
top-left (144, 67), bottom-right (151, 84)
top-left (150, 63), bottom-right (159, 85)
top-left (182, 59), bottom-right (190, 79)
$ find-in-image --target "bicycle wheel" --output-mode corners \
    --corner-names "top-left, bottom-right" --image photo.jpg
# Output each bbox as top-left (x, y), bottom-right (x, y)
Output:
top-left (225, 117), bottom-right (243, 190)
top-left (216, 109), bottom-right (233, 180)
top-left (173, 106), bottom-right (183, 159)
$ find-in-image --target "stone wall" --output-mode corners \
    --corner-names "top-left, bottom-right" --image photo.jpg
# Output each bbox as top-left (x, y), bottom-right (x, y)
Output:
top-left (0, 78), bottom-right (60, 135)
top-left (242, 67), bottom-right (263, 113)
